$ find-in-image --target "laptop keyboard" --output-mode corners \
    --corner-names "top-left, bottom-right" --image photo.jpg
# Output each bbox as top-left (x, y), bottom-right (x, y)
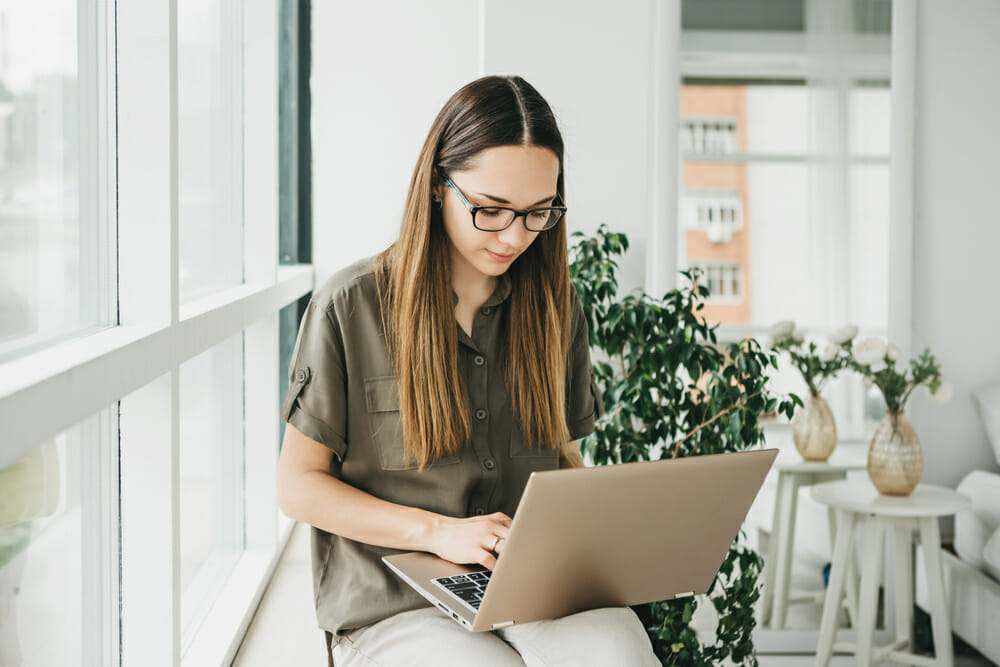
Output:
top-left (431, 570), bottom-right (492, 611)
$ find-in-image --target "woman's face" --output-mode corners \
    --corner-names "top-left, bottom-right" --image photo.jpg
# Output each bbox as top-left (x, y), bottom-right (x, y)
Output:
top-left (436, 145), bottom-right (560, 283)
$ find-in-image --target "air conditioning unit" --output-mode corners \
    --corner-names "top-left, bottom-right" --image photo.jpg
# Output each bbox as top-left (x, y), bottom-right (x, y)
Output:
top-left (706, 221), bottom-right (731, 244)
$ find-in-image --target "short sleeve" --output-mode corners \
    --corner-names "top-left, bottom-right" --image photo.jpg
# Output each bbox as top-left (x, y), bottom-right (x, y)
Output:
top-left (565, 289), bottom-right (604, 441)
top-left (280, 299), bottom-right (349, 462)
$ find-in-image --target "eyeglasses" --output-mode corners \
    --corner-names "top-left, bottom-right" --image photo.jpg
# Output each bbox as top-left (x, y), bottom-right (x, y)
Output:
top-left (440, 172), bottom-right (566, 232)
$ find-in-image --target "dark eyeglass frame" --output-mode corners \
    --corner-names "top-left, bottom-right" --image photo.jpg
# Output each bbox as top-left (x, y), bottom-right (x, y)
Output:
top-left (440, 172), bottom-right (567, 232)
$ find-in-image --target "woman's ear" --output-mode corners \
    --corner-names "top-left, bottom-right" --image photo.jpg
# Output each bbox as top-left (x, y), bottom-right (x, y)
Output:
top-left (430, 170), bottom-right (443, 205)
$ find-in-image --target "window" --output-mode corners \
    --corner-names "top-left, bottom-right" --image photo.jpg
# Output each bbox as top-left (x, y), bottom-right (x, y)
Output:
top-left (279, 0), bottom-right (311, 266)
top-left (0, 408), bottom-right (119, 665)
top-left (178, 0), bottom-right (244, 303)
top-left (0, 3), bottom-right (313, 664)
top-left (680, 118), bottom-right (738, 154)
top-left (0, 1), bottom-right (116, 362)
top-left (179, 333), bottom-right (245, 646)
top-left (694, 262), bottom-right (743, 301)
top-left (682, 191), bottom-right (743, 241)
top-left (678, 0), bottom-right (892, 437)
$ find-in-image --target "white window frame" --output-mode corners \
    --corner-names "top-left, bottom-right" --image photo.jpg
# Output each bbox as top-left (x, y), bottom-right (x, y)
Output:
top-left (0, 2), bottom-right (311, 665)
top-left (673, 25), bottom-right (894, 442)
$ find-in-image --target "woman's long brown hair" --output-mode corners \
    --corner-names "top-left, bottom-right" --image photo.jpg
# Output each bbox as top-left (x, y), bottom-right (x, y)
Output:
top-left (375, 75), bottom-right (571, 470)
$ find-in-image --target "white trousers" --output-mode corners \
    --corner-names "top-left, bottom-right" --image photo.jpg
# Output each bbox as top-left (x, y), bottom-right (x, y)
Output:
top-left (332, 605), bottom-right (660, 666)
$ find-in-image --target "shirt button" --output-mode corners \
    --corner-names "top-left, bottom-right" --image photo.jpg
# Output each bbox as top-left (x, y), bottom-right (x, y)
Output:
top-left (474, 355), bottom-right (486, 367)
top-left (295, 369), bottom-right (307, 383)
top-left (480, 306), bottom-right (492, 316)
top-left (483, 458), bottom-right (495, 470)
top-left (474, 508), bottom-right (485, 516)
top-left (475, 408), bottom-right (488, 421)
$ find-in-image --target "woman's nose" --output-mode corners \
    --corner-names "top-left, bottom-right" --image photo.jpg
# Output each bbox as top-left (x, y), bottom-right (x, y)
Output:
top-left (496, 215), bottom-right (536, 248)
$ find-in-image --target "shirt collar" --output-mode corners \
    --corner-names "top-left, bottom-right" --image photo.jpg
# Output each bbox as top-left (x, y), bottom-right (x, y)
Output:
top-left (451, 273), bottom-right (512, 308)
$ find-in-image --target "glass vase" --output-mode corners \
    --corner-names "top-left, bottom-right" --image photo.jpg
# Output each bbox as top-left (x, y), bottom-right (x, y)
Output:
top-left (792, 394), bottom-right (838, 461)
top-left (867, 409), bottom-right (923, 496)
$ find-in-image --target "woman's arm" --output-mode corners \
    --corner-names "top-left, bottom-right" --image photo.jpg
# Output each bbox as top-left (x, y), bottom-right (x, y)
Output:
top-left (277, 424), bottom-right (512, 569)
top-left (558, 439), bottom-right (584, 469)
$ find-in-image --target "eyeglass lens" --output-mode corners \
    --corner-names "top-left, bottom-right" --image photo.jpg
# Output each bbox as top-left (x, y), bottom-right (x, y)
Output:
top-left (474, 207), bottom-right (563, 231)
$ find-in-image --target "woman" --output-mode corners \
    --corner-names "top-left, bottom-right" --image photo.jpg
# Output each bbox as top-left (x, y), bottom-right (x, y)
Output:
top-left (277, 75), bottom-right (659, 666)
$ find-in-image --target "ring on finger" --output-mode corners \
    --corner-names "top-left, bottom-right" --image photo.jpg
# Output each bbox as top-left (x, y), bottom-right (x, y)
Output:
top-left (492, 536), bottom-right (501, 552)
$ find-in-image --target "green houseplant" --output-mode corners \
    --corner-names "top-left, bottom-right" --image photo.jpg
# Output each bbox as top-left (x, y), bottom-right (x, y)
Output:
top-left (569, 225), bottom-right (800, 666)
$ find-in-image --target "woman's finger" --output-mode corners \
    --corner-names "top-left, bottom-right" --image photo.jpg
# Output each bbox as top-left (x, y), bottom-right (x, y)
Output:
top-left (491, 512), bottom-right (512, 527)
top-left (479, 549), bottom-right (498, 572)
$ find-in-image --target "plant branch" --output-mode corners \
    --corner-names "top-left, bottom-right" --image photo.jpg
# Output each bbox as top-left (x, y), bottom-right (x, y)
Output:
top-left (671, 388), bottom-right (764, 458)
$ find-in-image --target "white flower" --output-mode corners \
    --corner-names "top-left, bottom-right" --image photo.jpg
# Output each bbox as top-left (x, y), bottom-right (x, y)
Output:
top-left (790, 328), bottom-right (805, 346)
top-left (853, 338), bottom-right (887, 366)
top-left (769, 320), bottom-right (795, 342)
top-left (820, 344), bottom-right (839, 362)
top-left (869, 360), bottom-right (887, 373)
top-left (829, 325), bottom-right (858, 346)
top-left (886, 343), bottom-right (901, 362)
top-left (930, 378), bottom-right (954, 406)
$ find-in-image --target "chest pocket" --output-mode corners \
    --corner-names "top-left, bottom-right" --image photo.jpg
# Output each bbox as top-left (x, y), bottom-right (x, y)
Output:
top-left (509, 424), bottom-right (560, 460)
top-left (364, 376), bottom-right (462, 471)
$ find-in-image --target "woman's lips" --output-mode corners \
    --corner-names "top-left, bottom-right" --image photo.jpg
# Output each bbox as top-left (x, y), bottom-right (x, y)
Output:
top-left (486, 249), bottom-right (516, 262)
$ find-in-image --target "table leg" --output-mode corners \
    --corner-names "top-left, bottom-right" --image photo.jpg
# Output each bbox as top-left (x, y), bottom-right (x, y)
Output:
top-left (826, 504), bottom-right (859, 628)
top-left (815, 509), bottom-right (856, 667)
top-left (844, 528), bottom-right (860, 629)
top-left (856, 515), bottom-right (885, 667)
top-left (919, 517), bottom-right (954, 667)
top-left (772, 471), bottom-right (799, 629)
top-left (892, 522), bottom-right (913, 653)
top-left (760, 472), bottom-right (783, 626)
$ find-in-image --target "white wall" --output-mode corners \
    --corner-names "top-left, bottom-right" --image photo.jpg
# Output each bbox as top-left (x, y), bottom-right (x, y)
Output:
top-left (481, 0), bottom-right (656, 294)
top-left (907, 0), bottom-right (1000, 485)
top-left (310, 1), bottom-right (480, 283)
top-left (311, 1), bottom-right (663, 294)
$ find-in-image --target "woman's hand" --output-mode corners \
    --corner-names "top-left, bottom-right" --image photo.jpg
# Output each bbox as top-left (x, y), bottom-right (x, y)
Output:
top-left (428, 512), bottom-right (512, 571)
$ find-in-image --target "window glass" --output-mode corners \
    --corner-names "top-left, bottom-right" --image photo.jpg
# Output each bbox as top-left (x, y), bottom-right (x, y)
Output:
top-left (0, 408), bottom-right (118, 665)
top-left (178, 0), bottom-right (243, 302)
top-left (0, 2), bottom-right (115, 361)
top-left (278, 0), bottom-right (310, 265)
top-left (179, 332), bottom-right (245, 644)
top-left (678, 0), bottom-right (891, 437)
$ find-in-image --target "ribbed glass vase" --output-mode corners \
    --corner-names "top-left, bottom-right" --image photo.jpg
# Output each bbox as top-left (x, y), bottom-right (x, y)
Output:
top-left (792, 394), bottom-right (837, 461)
top-left (867, 409), bottom-right (923, 496)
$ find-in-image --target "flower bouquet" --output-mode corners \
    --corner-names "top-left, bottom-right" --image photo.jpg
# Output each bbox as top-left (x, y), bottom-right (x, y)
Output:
top-left (768, 321), bottom-right (857, 461)
top-left (850, 339), bottom-right (951, 495)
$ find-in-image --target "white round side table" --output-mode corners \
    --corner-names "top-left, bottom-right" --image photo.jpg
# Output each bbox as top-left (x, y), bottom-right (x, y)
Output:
top-left (811, 479), bottom-right (971, 667)
top-left (759, 457), bottom-right (866, 630)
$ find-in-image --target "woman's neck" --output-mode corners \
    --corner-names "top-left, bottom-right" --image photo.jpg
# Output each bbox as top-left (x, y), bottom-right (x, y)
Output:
top-left (449, 250), bottom-right (497, 310)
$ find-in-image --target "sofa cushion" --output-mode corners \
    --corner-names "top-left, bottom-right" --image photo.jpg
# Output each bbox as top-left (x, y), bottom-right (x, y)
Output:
top-left (984, 527), bottom-right (1000, 583)
top-left (972, 382), bottom-right (1000, 467)
top-left (955, 471), bottom-right (1000, 569)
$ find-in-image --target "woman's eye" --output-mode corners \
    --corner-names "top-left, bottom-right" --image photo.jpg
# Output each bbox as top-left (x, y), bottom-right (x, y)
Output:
top-left (479, 208), bottom-right (504, 217)
top-left (528, 210), bottom-right (549, 221)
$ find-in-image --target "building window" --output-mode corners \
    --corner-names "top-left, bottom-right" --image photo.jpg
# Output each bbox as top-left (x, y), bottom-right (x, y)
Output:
top-left (681, 118), bottom-right (738, 154)
top-left (694, 262), bottom-right (742, 301)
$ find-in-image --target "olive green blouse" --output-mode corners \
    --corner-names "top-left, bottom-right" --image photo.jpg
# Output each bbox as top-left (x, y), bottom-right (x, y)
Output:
top-left (280, 254), bottom-right (603, 645)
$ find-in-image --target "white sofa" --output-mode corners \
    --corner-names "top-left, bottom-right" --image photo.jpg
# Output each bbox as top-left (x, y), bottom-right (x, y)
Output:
top-left (915, 383), bottom-right (1000, 664)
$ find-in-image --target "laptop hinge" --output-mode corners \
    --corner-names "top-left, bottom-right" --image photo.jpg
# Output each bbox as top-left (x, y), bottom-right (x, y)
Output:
top-left (491, 620), bottom-right (515, 629)
top-left (674, 591), bottom-right (694, 599)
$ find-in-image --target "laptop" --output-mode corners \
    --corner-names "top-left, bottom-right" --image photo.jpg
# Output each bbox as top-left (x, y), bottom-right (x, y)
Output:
top-left (382, 447), bottom-right (777, 632)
